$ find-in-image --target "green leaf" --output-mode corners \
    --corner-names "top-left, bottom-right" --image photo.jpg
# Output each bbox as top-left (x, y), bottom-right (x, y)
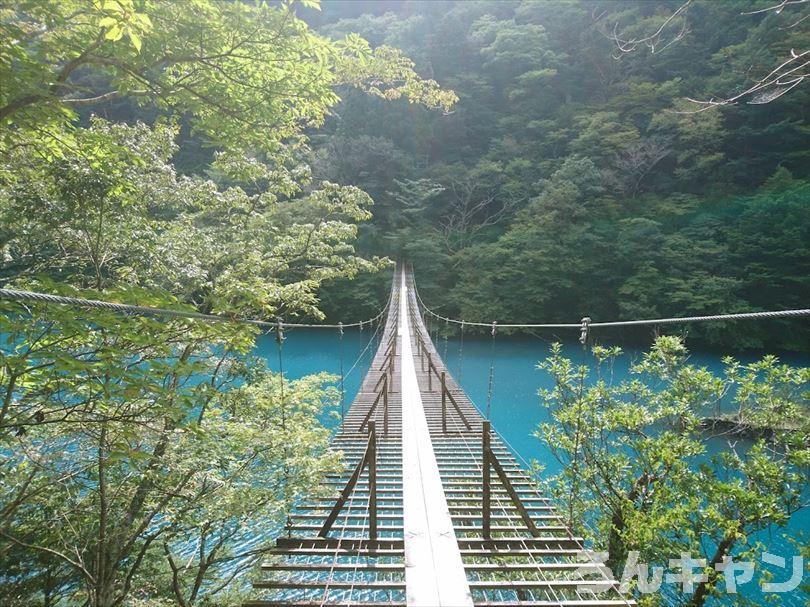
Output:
top-left (128, 30), bottom-right (142, 52)
top-left (104, 24), bottom-right (123, 41)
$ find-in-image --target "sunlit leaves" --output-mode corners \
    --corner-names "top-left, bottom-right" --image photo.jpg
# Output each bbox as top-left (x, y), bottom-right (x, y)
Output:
top-left (334, 44), bottom-right (458, 112)
top-left (94, 0), bottom-right (152, 51)
top-left (0, 0), bottom-right (455, 157)
top-left (0, 116), bottom-right (377, 603)
top-left (536, 336), bottom-right (809, 600)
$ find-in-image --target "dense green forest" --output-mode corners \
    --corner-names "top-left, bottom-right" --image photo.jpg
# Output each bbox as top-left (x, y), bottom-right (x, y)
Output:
top-left (0, 1), bottom-right (453, 604)
top-left (306, 0), bottom-right (810, 351)
top-left (0, 1), bottom-right (808, 606)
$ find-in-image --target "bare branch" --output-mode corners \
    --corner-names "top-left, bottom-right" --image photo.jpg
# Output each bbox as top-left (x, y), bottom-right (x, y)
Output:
top-left (604, 1), bottom-right (692, 57)
top-left (741, 0), bottom-right (809, 16)
top-left (610, 138), bottom-right (671, 198)
top-left (680, 50), bottom-right (809, 112)
top-left (603, 0), bottom-right (809, 109)
top-left (438, 175), bottom-right (520, 254)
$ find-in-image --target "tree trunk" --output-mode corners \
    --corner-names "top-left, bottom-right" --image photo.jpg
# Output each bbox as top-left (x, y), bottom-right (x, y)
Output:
top-left (94, 423), bottom-right (116, 607)
top-left (688, 532), bottom-right (737, 607)
top-left (606, 506), bottom-right (627, 574)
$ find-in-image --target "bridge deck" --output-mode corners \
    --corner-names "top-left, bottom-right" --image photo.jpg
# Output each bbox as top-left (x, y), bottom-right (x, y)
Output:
top-left (246, 266), bottom-right (634, 607)
top-left (399, 270), bottom-right (472, 606)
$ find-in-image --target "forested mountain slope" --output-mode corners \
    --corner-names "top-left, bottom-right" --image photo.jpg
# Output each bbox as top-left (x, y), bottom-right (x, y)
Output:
top-left (309, 0), bottom-right (810, 351)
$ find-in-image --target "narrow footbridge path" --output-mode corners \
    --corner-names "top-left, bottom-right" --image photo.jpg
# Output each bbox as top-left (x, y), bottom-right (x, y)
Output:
top-left (246, 265), bottom-right (634, 607)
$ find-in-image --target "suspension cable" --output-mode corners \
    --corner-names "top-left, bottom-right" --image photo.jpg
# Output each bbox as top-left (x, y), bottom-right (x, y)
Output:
top-left (343, 299), bottom-right (390, 381)
top-left (442, 317), bottom-right (449, 362)
top-left (338, 322), bottom-right (345, 421)
top-left (275, 320), bottom-right (286, 406)
top-left (410, 281), bottom-right (810, 329)
top-left (457, 320), bottom-right (465, 385)
top-left (0, 287), bottom-right (389, 329)
top-left (486, 321), bottom-right (496, 420)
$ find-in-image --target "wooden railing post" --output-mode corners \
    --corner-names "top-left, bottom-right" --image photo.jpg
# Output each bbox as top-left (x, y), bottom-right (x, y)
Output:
top-left (383, 382), bottom-right (389, 436)
top-left (427, 353), bottom-right (433, 391)
top-left (319, 428), bottom-right (374, 538)
top-left (482, 421), bottom-right (491, 540)
top-left (368, 421), bottom-right (377, 541)
top-left (441, 371), bottom-right (447, 434)
top-left (481, 419), bottom-right (541, 539)
top-left (388, 348), bottom-right (394, 392)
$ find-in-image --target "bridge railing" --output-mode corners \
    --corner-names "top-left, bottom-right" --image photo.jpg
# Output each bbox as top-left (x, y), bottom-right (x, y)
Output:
top-left (409, 289), bottom-right (472, 433)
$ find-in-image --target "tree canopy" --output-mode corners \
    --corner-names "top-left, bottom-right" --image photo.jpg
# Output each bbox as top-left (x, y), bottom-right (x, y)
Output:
top-left (0, 0), bottom-right (807, 605)
top-left (0, 1), bottom-right (455, 605)
top-left (309, 0), bottom-right (809, 351)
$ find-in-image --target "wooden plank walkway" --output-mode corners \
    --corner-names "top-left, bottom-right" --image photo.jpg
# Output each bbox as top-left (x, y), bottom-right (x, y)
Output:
top-left (399, 270), bottom-right (473, 607)
top-left (404, 271), bottom-right (634, 607)
top-left (246, 268), bottom-right (406, 607)
top-left (246, 265), bottom-right (634, 607)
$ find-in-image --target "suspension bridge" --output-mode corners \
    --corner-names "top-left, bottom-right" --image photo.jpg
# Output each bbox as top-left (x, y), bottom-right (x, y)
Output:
top-left (243, 266), bottom-right (633, 607)
top-left (1, 267), bottom-right (807, 606)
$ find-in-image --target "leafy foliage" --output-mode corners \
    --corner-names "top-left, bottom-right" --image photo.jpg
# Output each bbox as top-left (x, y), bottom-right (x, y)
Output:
top-left (537, 337), bottom-right (809, 605)
top-left (0, 1), bottom-right (456, 604)
top-left (312, 0), bottom-right (809, 350)
top-left (0, 0), bottom-right (455, 157)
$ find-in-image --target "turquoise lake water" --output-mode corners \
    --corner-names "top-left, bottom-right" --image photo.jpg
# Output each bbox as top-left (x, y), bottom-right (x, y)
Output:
top-left (256, 327), bottom-right (809, 606)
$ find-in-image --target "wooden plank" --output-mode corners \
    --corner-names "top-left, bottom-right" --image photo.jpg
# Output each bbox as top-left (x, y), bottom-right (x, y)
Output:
top-left (457, 537), bottom-right (583, 549)
top-left (265, 548), bottom-right (403, 557)
top-left (288, 525), bottom-right (404, 532)
top-left (291, 513), bottom-right (403, 521)
top-left (469, 580), bottom-right (617, 589)
top-left (471, 602), bottom-right (634, 607)
top-left (261, 563), bottom-right (403, 571)
top-left (276, 537), bottom-right (403, 550)
top-left (399, 274), bottom-right (472, 607)
top-left (244, 602), bottom-right (403, 607)
top-left (459, 548), bottom-right (581, 557)
top-left (254, 581), bottom-right (406, 590)
top-left (464, 563), bottom-right (604, 571)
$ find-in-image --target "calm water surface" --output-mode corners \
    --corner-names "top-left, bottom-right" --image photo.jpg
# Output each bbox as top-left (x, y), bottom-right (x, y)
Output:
top-left (257, 328), bottom-right (809, 606)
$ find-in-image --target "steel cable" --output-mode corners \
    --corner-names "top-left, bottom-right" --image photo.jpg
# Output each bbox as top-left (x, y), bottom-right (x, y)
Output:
top-left (410, 282), bottom-right (809, 329)
top-left (0, 287), bottom-right (389, 329)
